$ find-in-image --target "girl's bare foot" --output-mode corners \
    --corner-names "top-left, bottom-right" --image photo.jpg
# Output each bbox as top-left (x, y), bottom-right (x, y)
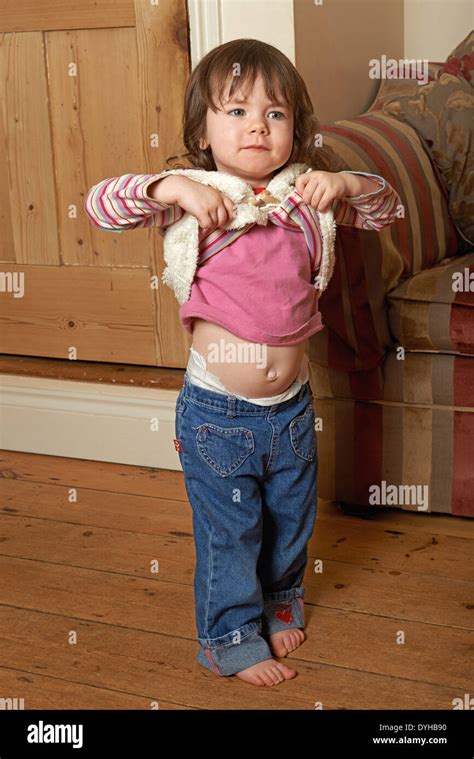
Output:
top-left (235, 658), bottom-right (296, 686)
top-left (267, 628), bottom-right (306, 657)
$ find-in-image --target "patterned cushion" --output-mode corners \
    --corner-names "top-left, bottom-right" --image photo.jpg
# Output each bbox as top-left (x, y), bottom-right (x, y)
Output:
top-left (380, 31), bottom-right (474, 247)
top-left (366, 62), bottom-right (444, 112)
top-left (316, 112), bottom-right (459, 373)
top-left (387, 252), bottom-right (474, 354)
top-left (438, 30), bottom-right (474, 84)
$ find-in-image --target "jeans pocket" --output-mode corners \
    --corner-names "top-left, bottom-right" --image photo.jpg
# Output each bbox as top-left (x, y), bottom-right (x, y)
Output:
top-left (193, 423), bottom-right (254, 477)
top-left (289, 402), bottom-right (316, 462)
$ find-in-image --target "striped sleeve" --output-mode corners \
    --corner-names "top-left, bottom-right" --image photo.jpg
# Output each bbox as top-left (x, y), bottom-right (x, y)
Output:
top-left (273, 194), bottom-right (323, 276)
top-left (332, 171), bottom-right (401, 231)
top-left (84, 172), bottom-right (185, 232)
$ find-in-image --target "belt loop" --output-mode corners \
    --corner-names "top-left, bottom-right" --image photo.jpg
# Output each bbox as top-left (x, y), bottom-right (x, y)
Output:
top-left (298, 381), bottom-right (306, 402)
top-left (226, 395), bottom-right (236, 417)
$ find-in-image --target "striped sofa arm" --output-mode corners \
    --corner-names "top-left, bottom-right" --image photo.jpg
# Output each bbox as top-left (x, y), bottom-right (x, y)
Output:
top-left (314, 111), bottom-right (460, 381)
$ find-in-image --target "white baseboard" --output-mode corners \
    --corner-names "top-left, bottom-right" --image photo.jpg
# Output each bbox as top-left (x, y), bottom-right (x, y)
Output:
top-left (0, 374), bottom-right (182, 471)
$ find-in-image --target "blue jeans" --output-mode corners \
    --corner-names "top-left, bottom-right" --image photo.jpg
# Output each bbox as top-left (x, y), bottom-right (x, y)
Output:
top-left (174, 372), bottom-right (318, 677)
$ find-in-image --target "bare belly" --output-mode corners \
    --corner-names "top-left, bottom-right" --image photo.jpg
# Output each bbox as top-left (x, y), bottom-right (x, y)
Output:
top-left (191, 318), bottom-right (308, 398)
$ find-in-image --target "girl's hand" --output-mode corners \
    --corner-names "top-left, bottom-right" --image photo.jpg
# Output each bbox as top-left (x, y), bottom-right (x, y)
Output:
top-left (156, 175), bottom-right (236, 231)
top-left (295, 170), bottom-right (351, 212)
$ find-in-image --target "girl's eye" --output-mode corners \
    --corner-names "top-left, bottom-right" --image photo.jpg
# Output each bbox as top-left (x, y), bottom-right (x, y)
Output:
top-left (227, 109), bottom-right (285, 120)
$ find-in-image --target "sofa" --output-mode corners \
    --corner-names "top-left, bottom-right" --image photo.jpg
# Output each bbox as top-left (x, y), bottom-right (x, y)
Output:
top-left (309, 32), bottom-right (473, 518)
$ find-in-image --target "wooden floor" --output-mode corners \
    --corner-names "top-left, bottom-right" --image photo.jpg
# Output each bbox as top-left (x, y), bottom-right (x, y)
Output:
top-left (0, 449), bottom-right (472, 710)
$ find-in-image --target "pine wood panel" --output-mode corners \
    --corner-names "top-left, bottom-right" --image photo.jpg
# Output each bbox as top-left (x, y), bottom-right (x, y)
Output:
top-left (0, 354), bottom-right (185, 389)
top-left (0, 74), bottom-right (14, 262)
top-left (0, 264), bottom-right (157, 362)
top-left (0, 31), bottom-right (60, 265)
top-left (50, 27), bottom-right (148, 269)
top-left (0, 0), bottom-right (191, 367)
top-left (0, 0), bottom-right (135, 34)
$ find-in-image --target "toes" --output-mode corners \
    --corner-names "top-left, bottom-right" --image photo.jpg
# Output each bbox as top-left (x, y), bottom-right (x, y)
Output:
top-left (276, 662), bottom-right (296, 678)
top-left (291, 631), bottom-right (300, 648)
top-left (268, 665), bottom-right (285, 684)
top-left (260, 669), bottom-right (276, 686)
top-left (268, 629), bottom-right (305, 658)
top-left (285, 633), bottom-right (295, 651)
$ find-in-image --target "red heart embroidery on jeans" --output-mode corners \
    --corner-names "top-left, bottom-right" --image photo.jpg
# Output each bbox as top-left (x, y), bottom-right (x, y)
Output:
top-left (275, 609), bottom-right (292, 624)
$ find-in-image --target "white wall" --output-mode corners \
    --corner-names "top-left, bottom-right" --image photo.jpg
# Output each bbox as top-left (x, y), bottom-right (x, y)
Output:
top-left (404, 0), bottom-right (473, 60)
top-left (188, 0), bottom-right (294, 69)
top-left (190, 0), bottom-right (472, 72)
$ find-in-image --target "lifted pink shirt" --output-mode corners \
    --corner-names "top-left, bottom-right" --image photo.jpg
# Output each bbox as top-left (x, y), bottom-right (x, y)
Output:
top-left (85, 172), bottom-right (402, 346)
top-left (180, 220), bottom-right (322, 345)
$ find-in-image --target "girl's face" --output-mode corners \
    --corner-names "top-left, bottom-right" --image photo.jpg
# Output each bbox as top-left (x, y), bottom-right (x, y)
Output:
top-left (201, 74), bottom-right (294, 187)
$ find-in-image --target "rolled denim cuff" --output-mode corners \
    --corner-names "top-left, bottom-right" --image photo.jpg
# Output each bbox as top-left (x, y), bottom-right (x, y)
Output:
top-left (261, 587), bottom-right (305, 636)
top-left (196, 621), bottom-right (273, 677)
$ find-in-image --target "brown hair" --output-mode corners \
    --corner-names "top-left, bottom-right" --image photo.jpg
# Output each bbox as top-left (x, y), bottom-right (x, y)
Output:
top-left (165, 38), bottom-right (340, 173)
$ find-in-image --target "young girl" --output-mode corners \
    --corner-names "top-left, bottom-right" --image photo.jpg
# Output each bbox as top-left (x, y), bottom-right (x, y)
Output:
top-left (85, 38), bottom-right (401, 687)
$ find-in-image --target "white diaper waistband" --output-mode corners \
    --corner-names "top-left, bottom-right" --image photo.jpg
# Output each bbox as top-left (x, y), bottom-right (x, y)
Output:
top-left (185, 346), bottom-right (309, 406)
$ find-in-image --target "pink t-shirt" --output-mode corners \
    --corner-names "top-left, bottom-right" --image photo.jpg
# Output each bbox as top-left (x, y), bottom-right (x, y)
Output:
top-left (179, 219), bottom-right (323, 346)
